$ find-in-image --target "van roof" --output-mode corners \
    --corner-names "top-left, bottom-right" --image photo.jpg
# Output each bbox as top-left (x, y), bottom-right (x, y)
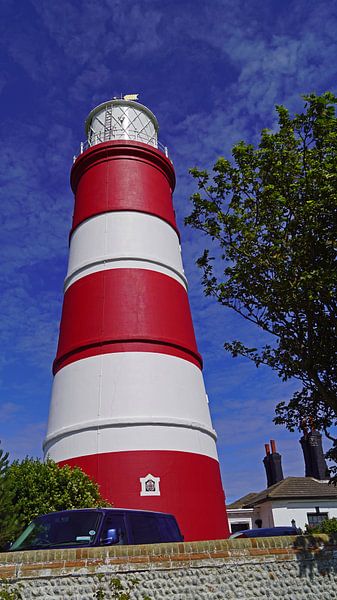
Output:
top-left (38, 508), bottom-right (176, 518)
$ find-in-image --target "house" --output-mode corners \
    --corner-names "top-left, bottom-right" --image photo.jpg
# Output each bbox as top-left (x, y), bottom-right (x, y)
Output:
top-left (227, 431), bottom-right (337, 533)
top-left (228, 476), bottom-right (337, 532)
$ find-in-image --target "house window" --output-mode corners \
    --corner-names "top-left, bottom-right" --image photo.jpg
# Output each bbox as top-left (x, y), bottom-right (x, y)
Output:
top-left (230, 522), bottom-right (250, 533)
top-left (307, 512), bottom-right (328, 528)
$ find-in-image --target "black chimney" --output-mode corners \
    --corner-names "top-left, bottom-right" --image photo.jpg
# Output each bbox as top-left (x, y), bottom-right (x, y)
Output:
top-left (300, 430), bottom-right (329, 480)
top-left (263, 440), bottom-right (284, 487)
top-left (263, 443), bottom-right (272, 487)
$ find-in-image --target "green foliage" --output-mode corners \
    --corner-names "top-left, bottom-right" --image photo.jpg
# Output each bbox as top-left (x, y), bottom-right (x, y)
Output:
top-left (308, 517), bottom-right (337, 534)
top-left (94, 575), bottom-right (152, 599)
top-left (186, 92), bottom-right (337, 462)
top-left (0, 580), bottom-right (23, 600)
top-left (0, 444), bottom-right (9, 479)
top-left (0, 444), bottom-right (16, 550)
top-left (0, 456), bottom-right (110, 549)
top-left (93, 575), bottom-right (106, 600)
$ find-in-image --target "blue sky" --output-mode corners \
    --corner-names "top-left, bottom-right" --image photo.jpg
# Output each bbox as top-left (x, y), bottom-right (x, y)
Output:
top-left (0, 0), bottom-right (336, 503)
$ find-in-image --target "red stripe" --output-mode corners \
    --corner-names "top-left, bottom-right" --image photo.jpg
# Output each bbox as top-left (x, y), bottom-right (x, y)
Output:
top-left (55, 341), bottom-right (202, 372)
top-left (59, 450), bottom-right (230, 541)
top-left (70, 141), bottom-right (178, 235)
top-left (54, 269), bottom-right (202, 373)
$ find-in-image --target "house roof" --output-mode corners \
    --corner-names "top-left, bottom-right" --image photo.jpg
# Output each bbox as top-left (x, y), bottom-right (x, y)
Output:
top-left (227, 492), bottom-right (258, 509)
top-left (239, 477), bottom-right (337, 507)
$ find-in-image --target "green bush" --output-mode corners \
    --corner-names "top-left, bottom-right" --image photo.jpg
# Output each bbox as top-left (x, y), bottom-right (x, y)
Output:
top-left (0, 450), bottom-right (110, 550)
top-left (308, 517), bottom-right (337, 534)
top-left (0, 444), bottom-right (16, 549)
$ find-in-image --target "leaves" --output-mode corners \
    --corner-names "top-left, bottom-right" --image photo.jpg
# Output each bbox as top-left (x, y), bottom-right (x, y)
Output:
top-left (186, 92), bottom-right (337, 461)
top-left (0, 443), bottom-right (16, 550)
top-left (307, 517), bottom-right (337, 534)
top-left (94, 575), bottom-right (152, 600)
top-left (0, 581), bottom-right (23, 600)
top-left (0, 454), bottom-right (111, 549)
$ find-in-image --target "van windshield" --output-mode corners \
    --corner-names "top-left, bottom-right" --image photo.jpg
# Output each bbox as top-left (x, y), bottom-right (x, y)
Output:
top-left (10, 511), bottom-right (102, 551)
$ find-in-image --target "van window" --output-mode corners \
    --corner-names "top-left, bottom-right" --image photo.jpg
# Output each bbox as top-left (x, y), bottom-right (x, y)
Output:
top-left (10, 511), bottom-right (102, 551)
top-left (101, 515), bottom-right (127, 545)
top-left (158, 516), bottom-right (181, 540)
top-left (129, 513), bottom-right (161, 544)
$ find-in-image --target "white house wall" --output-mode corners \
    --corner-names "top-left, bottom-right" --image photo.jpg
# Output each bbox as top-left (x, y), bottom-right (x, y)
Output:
top-left (255, 502), bottom-right (275, 529)
top-left (271, 500), bottom-right (337, 530)
top-left (227, 509), bottom-right (254, 533)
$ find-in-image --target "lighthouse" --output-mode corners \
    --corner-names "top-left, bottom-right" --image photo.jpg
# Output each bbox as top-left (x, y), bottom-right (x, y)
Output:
top-left (44, 97), bottom-right (229, 541)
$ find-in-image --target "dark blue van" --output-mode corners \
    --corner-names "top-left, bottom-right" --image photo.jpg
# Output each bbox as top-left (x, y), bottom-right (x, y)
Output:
top-left (9, 508), bottom-right (183, 551)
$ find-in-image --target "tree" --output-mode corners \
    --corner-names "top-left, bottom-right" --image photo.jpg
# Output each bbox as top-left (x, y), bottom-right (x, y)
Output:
top-left (186, 92), bottom-right (337, 470)
top-left (0, 443), bottom-right (16, 549)
top-left (0, 457), bottom-right (110, 549)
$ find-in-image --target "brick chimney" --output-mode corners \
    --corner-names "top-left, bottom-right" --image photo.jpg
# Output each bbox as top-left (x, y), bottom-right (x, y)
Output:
top-left (263, 440), bottom-right (284, 487)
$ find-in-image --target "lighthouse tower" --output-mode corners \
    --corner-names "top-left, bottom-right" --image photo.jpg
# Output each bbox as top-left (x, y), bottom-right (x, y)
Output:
top-left (44, 98), bottom-right (229, 541)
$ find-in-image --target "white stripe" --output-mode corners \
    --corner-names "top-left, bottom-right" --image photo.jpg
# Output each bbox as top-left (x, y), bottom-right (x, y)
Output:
top-left (44, 425), bottom-right (218, 463)
top-left (65, 258), bottom-right (187, 289)
top-left (66, 212), bottom-right (186, 290)
top-left (44, 352), bottom-right (219, 461)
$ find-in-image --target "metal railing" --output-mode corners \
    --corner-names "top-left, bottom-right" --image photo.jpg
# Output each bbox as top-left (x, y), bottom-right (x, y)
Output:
top-left (73, 128), bottom-right (169, 162)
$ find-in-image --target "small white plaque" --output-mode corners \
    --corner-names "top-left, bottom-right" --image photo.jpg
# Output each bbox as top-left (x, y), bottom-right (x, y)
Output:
top-left (140, 473), bottom-right (161, 496)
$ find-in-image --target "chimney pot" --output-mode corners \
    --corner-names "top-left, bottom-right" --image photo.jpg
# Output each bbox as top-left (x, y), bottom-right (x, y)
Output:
top-left (263, 440), bottom-right (284, 487)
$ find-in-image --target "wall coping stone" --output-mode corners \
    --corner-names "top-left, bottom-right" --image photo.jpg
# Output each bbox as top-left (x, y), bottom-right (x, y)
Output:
top-left (1, 534), bottom-right (336, 581)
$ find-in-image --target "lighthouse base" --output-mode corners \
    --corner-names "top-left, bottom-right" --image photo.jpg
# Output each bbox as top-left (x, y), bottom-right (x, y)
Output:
top-left (59, 450), bottom-right (230, 541)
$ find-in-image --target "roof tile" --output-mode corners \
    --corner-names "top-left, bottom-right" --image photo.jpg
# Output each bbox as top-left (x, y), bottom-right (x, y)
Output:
top-left (242, 477), bottom-right (337, 506)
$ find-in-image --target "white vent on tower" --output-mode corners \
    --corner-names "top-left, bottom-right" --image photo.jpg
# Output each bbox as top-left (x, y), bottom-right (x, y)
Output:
top-left (140, 473), bottom-right (161, 496)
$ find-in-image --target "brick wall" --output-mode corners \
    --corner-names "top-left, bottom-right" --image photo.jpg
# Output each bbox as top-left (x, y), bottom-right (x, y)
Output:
top-left (0, 535), bottom-right (337, 599)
